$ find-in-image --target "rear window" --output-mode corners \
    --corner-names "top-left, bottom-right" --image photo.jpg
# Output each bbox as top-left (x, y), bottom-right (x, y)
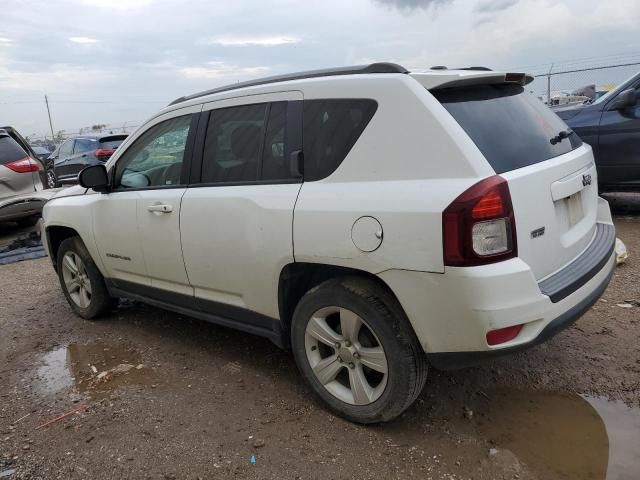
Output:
top-left (0, 136), bottom-right (28, 165)
top-left (100, 136), bottom-right (127, 150)
top-left (432, 84), bottom-right (583, 174)
top-left (303, 99), bottom-right (377, 181)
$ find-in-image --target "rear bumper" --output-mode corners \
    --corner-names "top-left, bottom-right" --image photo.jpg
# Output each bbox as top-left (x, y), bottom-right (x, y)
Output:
top-left (0, 190), bottom-right (60, 222)
top-left (538, 223), bottom-right (615, 303)
top-left (0, 198), bottom-right (45, 221)
top-left (378, 220), bottom-right (616, 369)
top-left (426, 254), bottom-right (614, 369)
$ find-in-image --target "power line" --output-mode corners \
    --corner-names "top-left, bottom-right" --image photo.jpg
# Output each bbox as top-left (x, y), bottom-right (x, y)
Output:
top-left (510, 52), bottom-right (640, 74)
top-left (0, 99), bottom-right (167, 104)
top-left (533, 61), bottom-right (640, 78)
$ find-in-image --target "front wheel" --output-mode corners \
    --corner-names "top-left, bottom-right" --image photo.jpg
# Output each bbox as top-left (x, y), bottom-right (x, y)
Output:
top-left (291, 277), bottom-right (428, 424)
top-left (56, 236), bottom-right (113, 319)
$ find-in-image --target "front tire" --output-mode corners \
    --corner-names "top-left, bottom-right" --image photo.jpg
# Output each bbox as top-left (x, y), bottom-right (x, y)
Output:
top-left (56, 236), bottom-right (113, 319)
top-left (291, 277), bottom-right (428, 424)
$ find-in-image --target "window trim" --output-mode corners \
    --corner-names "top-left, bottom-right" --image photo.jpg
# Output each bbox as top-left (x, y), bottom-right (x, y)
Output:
top-left (108, 113), bottom-right (200, 192)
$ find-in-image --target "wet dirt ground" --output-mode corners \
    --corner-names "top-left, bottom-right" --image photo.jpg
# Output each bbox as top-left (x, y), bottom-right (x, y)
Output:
top-left (1, 195), bottom-right (639, 479)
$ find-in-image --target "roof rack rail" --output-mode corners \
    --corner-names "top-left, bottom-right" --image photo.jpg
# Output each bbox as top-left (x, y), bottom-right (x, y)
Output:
top-left (169, 62), bottom-right (409, 106)
top-left (430, 66), bottom-right (493, 71)
top-left (459, 66), bottom-right (493, 71)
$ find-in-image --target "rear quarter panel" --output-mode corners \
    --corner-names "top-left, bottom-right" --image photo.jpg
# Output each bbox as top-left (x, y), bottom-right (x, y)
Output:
top-left (294, 75), bottom-right (492, 274)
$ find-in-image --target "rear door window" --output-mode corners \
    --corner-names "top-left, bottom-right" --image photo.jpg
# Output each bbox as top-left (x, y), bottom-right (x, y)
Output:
top-left (58, 140), bottom-right (74, 157)
top-left (0, 136), bottom-right (27, 165)
top-left (302, 99), bottom-right (377, 181)
top-left (202, 104), bottom-right (267, 184)
top-left (261, 102), bottom-right (290, 181)
top-left (74, 138), bottom-right (98, 153)
top-left (432, 84), bottom-right (582, 174)
top-left (201, 102), bottom-right (299, 184)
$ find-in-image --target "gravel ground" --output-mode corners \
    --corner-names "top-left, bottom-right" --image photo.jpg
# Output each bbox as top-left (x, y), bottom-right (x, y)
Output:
top-left (0, 198), bottom-right (638, 480)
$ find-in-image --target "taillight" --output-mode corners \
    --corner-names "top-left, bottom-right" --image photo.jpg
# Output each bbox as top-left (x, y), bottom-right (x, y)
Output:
top-left (4, 156), bottom-right (41, 173)
top-left (94, 148), bottom-right (114, 160)
top-left (443, 175), bottom-right (517, 266)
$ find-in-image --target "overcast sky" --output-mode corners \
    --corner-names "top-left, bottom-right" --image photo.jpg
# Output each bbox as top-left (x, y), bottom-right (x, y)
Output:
top-left (1, 0), bottom-right (639, 139)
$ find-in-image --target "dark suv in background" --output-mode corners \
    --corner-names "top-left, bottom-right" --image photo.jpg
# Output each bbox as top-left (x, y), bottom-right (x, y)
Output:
top-left (555, 71), bottom-right (640, 192)
top-left (45, 134), bottom-right (127, 187)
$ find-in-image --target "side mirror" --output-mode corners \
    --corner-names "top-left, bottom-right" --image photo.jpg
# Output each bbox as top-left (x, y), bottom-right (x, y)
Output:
top-left (78, 164), bottom-right (110, 193)
top-left (610, 88), bottom-right (638, 110)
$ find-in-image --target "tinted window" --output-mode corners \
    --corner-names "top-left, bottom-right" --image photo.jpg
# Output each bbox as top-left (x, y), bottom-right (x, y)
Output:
top-left (0, 136), bottom-right (27, 165)
top-left (303, 99), bottom-right (377, 181)
top-left (74, 138), bottom-right (98, 153)
top-left (432, 84), bottom-right (583, 174)
top-left (100, 137), bottom-right (127, 150)
top-left (114, 115), bottom-right (192, 189)
top-left (202, 104), bottom-right (267, 183)
top-left (31, 146), bottom-right (49, 156)
top-left (262, 102), bottom-right (290, 181)
top-left (59, 140), bottom-right (74, 156)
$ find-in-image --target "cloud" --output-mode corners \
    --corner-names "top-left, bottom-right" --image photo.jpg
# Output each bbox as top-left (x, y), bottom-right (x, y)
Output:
top-left (74, 0), bottom-right (154, 9)
top-left (372, 0), bottom-right (452, 12)
top-left (2, 0), bottom-right (639, 138)
top-left (474, 0), bottom-right (519, 13)
top-left (178, 62), bottom-right (270, 80)
top-left (68, 36), bottom-right (98, 44)
top-left (206, 36), bottom-right (300, 47)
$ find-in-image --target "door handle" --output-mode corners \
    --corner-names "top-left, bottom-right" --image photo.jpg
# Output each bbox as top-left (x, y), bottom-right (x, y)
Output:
top-left (147, 204), bottom-right (173, 213)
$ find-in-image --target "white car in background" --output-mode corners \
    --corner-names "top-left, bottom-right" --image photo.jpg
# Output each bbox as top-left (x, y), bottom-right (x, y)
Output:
top-left (41, 63), bottom-right (616, 423)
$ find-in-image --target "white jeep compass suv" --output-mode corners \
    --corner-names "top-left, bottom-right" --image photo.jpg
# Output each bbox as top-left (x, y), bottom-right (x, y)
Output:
top-left (42, 63), bottom-right (616, 423)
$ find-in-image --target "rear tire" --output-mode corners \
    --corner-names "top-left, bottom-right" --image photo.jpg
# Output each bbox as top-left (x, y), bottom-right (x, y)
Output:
top-left (291, 276), bottom-right (428, 424)
top-left (56, 236), bottom-right (114, 319)
top-left (46, 168), bottom-right (58, 189)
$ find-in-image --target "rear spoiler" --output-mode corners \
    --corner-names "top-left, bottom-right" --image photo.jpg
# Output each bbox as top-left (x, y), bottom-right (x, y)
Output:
top-left (99, 135), bottom-right (128, 143)
top-left (410, 71), bottom-right (534, 90)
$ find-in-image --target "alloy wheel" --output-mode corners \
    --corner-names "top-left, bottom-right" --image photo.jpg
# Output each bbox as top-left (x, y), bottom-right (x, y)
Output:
top-left (46, 169), bottom-right (56, 189)
top-left (61, 252), bottom-right (92, 308)
top-left (304, 306), bottom-right (388, 405)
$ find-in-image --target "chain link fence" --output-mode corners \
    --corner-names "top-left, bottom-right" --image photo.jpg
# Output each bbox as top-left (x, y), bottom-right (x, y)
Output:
top-left (27, 121), bottom-right (142, 147)
top-left (526, 62), bottom-right (640, 106)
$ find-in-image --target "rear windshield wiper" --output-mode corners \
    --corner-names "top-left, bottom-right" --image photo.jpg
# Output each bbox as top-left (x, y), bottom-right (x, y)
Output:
top-left (550, 129), bottom-right (574, 145)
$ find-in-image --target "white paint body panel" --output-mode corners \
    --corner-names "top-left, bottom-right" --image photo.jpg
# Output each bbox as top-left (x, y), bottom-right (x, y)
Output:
top-left (180, 183), bottom-right (301, 318)
top-left (41, 69), bottom-right (614, 355)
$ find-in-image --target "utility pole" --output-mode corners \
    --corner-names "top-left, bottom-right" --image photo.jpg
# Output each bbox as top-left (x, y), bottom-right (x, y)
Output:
top-left (44, 95), bottom-right (55, 140)
top-left (546, 63), bottom-right (554, 105)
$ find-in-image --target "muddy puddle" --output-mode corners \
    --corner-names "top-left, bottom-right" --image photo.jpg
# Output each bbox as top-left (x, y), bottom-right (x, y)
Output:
top-left (36, 342), bottom-right (155, 399)
top-left (456, 389), bottom-right (640, 479)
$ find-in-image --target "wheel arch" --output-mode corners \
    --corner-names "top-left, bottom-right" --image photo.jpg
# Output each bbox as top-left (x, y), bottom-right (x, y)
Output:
top-left (45, 225), bottom-right (81, 271)
top-left (277, 262), bottom-right (409, 348)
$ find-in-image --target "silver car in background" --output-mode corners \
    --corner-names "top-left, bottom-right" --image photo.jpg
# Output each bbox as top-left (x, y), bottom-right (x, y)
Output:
top-left (0, 129), bottom-right (46, 226)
